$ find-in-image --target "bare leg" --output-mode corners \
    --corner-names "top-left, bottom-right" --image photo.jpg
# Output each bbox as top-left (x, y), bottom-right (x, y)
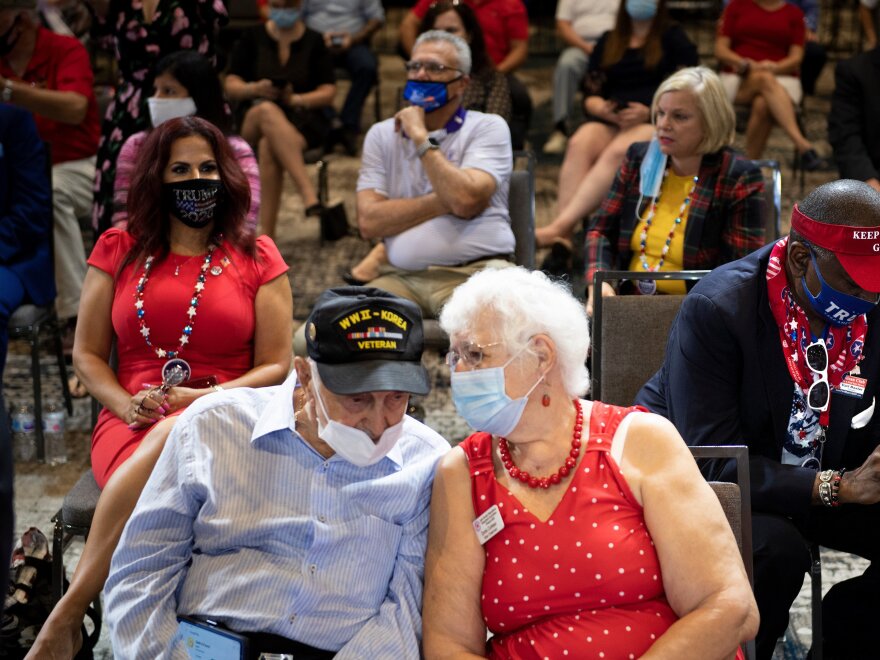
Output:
top-left (556, 121), bottom-right (617, 211)
top-left (744, 96), bottom-right (774, 159)
top-left (736, 71), bottom-right (811, 153)
top-left (258, 137), bottom-right (283, 239)
top-left (241, 103), bottom-right (319, 209)
top-left (25, 418), bottom-right (179, 660)
top-left (538, 122), bottom-right (655, 246)
top-left (350, 243), bottom-right (387, 282)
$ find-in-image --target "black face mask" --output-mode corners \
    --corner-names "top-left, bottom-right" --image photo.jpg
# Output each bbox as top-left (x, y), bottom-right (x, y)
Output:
top-left (0, 16), bottom-right (21, 58)
top-left (162, 179), bottom-right (223, 228)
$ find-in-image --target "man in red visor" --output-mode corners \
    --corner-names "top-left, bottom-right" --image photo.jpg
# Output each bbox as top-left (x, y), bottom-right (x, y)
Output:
top-left (637, 179), bottom-right (880, 659)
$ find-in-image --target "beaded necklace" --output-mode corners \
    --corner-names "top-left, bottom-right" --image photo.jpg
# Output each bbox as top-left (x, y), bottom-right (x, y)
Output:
top-left (638, 169), bottom-right (699, 272)
top-left (498, 399), bottom-right (583, 489)
top-left (134, 240), bottom-right (219, 359)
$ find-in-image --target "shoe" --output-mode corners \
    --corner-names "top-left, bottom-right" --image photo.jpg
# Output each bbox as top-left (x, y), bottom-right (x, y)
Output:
top-left (543, 130), bottom-right (568, 155)
top-left (339, 127), bottom-right (358, 157)
top-left (540, 241), bottom-right (573, 278)
top-left (799, 148), bottom-right (828, 172)
top-left (338, 266), bottom-right (368, 286)
top-left (305, 203), bottom-right (323, 218)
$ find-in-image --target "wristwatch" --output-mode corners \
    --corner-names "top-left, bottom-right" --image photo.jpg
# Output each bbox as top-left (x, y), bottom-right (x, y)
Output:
top-left (416, 137), bottom-right (440, 158)
top-left (1, 79), bottom-right (13, 103)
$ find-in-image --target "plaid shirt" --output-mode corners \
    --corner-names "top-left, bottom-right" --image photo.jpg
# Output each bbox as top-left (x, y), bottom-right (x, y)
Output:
top-left (585, 142), bottom-right (766, 285)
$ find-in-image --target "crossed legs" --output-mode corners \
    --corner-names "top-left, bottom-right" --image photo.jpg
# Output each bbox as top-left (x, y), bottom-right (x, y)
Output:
top-left (735, 69), bottom-right (812, 159)
top-left (26, 417), bottom-right (179, 660)
top-left (241, 102), bottom-right (318, 238)
top-left (536, 121), bottom-right (655, 248)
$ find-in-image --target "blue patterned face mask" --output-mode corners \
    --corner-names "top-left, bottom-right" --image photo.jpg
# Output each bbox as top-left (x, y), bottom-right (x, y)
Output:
top-left (403, 80), bottom-right (455, 112)
top-left (626, 0), bottom-right (657, 21)
top-left (639, 137), bottom-right (667, 198)
top-left (802, 248), bottom-right (878, 327)
top-left (450, 348), bottom-right (545, 437)
top-left (270, 8), bottom-right (300, 29)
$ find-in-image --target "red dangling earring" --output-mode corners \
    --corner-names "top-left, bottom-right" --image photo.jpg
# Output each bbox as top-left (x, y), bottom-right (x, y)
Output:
top-left (541, 393), bottom-right (551, 407)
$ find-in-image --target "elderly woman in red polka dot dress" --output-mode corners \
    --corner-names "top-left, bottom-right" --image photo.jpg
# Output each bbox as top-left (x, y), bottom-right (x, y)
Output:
top-left (423, 266), bottom-right (758, 659)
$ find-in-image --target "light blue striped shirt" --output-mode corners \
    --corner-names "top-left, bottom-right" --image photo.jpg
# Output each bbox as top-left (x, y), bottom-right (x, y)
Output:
top-left (105, 371), bottom-right (449, 659)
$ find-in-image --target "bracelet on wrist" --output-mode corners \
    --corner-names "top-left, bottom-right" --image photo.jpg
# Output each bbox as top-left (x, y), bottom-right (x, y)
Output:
top-left (818, 469), bottom-right (845, 508)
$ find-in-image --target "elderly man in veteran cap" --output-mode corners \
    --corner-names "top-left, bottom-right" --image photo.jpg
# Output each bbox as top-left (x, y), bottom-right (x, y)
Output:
top-left (637, 180), bottom-right (880, 659)
top-left (105, 287), bottom-right (449, 659)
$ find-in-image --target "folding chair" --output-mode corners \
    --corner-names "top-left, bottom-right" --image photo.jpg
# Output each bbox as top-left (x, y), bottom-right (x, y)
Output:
top-left (590, 270), bottom-right (708, 406)
top-left (751, 159), bottom-right (782, 242)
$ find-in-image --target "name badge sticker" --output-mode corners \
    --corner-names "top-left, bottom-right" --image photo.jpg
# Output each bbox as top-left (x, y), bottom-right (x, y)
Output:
top-left (839, 375), bottom-right (867, 399)
top-left (473, 504), bottom-right (505, 545)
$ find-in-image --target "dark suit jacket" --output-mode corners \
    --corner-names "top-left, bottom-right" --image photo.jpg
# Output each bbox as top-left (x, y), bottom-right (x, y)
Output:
top-left (636, 244), bottom-right (880, 520)
top-left (0, 105), bottom-right (54, 306)
top-left (829, 47), bottom-right (880, 182)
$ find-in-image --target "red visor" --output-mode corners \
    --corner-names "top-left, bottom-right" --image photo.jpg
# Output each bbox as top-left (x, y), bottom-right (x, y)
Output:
top-left (791, 204), bottom-right (880, 292)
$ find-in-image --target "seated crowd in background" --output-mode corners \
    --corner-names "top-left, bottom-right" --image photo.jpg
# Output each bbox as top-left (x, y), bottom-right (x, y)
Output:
top-left (6, 0), bottom-right (880, 656)
top-left (585, 66), bottom-right (766, 313)
top-left (536, 0), bottom-right (699, 273)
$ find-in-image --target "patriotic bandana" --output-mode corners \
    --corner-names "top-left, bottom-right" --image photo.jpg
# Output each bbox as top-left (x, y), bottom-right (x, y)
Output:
top-left (766, 238), bottom-right (867, 455)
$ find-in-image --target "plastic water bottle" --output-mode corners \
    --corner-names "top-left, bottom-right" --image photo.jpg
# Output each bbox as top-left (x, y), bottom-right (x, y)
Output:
top-left (42, 401), bottom-right (67, 466)
top-left (11, 404), bottom-right (36, 462)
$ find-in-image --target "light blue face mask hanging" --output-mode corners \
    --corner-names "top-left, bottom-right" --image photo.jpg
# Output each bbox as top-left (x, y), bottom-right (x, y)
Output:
top-left (450, 350), bottom-right (545, 437)
top-left (626, 0), bottom-right (658, 21)
top-left (639, 137), bottom-right (667, 198)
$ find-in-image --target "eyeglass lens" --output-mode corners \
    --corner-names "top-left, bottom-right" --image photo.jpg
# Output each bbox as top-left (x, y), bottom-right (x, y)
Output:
top-left (808, 380), bottom-right (829, 410)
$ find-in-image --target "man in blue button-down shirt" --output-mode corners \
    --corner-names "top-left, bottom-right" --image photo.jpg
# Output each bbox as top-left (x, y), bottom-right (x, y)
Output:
top-left (105, 287), bottom-right (450, 658)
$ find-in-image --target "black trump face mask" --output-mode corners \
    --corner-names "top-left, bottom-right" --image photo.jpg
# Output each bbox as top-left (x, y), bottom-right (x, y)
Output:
top-left (163, 179), bottom-right (223, 228)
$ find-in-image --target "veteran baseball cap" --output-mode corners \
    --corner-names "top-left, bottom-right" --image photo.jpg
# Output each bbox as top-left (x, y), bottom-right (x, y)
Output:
top-left (305, 287), bottom-right (430, 396)
top-left (791, 204), bottom-right (880, 292)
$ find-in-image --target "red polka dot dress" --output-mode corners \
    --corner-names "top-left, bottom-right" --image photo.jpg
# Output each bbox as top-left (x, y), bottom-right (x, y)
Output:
top-left (461, 401), bottom-right (678, 659)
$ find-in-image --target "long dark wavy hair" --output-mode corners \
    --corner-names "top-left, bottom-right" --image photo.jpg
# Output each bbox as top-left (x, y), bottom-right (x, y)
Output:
top-left (154, 51), bottom-right (233, 134)
top-left (122, 117), bottom-right (254, 272)
top-left (601, 0), bottom-right (672, 71)
top-left (420, 1), bottom-right (492, 75)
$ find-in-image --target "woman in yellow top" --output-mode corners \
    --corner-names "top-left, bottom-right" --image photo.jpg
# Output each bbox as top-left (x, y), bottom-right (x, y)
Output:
top-left (585, 66), bottom-right (766, 313)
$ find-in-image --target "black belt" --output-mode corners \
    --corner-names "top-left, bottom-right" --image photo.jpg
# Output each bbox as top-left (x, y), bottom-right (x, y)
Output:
top-left (244, 631), bottom-right (336, 660)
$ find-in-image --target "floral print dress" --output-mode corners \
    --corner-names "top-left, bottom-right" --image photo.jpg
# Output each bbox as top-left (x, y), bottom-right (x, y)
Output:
top-left (91, 0), bottom-right (227, 233)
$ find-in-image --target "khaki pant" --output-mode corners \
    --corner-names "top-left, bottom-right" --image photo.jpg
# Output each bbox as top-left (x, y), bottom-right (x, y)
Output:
top-left (52, 156), bottom-right (95, 320)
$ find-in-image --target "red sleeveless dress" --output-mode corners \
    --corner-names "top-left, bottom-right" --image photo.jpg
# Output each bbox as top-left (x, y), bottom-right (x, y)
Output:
top-left (461, 401), bottom-right (678, 659)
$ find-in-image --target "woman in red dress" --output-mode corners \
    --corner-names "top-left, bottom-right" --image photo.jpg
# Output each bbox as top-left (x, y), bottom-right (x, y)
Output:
top-left (30, 117), bottom-right (293, 658)
top-left (424, 266), bottom-right (757, 659)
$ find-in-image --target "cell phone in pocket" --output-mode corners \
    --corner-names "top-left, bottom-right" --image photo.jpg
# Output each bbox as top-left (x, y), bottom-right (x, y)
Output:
top-left (177, 616), bottom-right (249, 660)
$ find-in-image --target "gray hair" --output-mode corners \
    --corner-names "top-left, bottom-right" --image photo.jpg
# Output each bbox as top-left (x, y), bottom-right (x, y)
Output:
top-left (439, 267), bottom-right (590, 397)
top-left (414, 29), bottom-right (472, 75)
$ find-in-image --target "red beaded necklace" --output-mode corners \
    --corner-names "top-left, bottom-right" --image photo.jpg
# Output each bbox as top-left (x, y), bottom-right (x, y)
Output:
top-left (498, 399), bottom-right (583, 489)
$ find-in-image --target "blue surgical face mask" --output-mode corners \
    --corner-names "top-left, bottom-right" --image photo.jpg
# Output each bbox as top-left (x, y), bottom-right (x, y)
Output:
top-left (403, 79), bottom-right (457, 112)
top-left (639, 137), bottom-right (667, 198)
top-left (450, 348), bottom-right (545, 437)
top-left (270, 7), bottom-right (300, 29)
top-left (626, 0), bottom-right (657, 21)
top-left (801, 248), bottom-right (878, 327)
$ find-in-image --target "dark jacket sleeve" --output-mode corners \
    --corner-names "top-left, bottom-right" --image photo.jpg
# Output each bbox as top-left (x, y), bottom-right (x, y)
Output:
top-left (829, 56), bottom-right (880, 182)
top-left (651, 289), bottom-right (816, 517)
top-left (0, 109), bottom-right (51, 265)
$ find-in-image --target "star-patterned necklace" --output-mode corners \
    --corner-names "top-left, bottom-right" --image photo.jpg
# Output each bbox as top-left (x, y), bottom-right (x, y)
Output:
top-left (134, 240), bottom-right (219, 359)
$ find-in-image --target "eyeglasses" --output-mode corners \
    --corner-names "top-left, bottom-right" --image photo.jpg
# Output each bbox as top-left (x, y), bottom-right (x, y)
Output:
top-left (446, 341), bottom-right (501, 370)
top-left (805, 340), bottom-right (829, 413)
top-left (404, 60), bottom-right (462, 75)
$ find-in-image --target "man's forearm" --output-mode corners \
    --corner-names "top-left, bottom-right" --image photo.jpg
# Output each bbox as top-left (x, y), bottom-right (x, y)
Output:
top-left (353, 18), bottom-right (382, 45)
top-left (358, 192), bottom-right (449, 239)
top-left (7, 84), bottom-right (87, 125)
top-left (420, 150), bottom-right (493, 219)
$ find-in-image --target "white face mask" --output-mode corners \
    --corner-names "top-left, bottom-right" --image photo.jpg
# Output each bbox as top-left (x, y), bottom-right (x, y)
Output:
top-left (308, 362), bottom-right (406, 467)
top-left (148, 96), bottom-right (197, 128)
